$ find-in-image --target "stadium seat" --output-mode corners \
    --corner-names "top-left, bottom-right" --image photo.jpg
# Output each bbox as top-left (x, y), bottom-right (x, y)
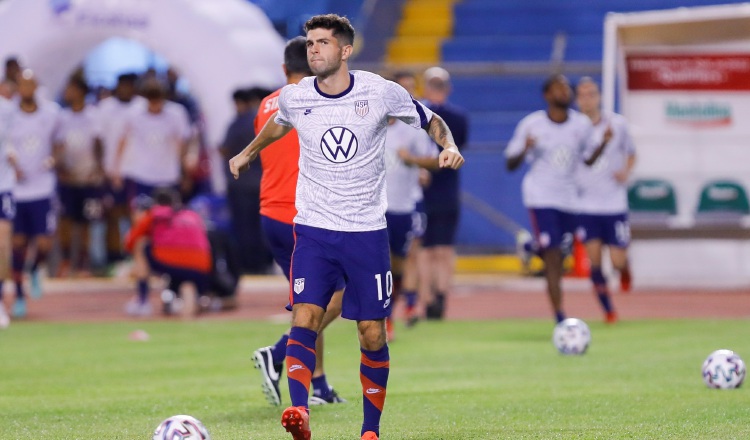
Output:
top-left (694, 180), bottom-right (750, 225)
top-left (627, 178), bottom-right (678, 226)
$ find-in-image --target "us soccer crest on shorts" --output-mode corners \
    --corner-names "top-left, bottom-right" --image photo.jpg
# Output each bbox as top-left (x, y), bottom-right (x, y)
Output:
top-left (294, 278), bottom-right (305, 294)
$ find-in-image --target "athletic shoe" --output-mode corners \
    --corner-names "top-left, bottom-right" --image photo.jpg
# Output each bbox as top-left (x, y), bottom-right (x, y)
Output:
top-left (280, 406), bottom-right (310, 440)
top-left (124, 299), bottom-right (153, 317)
top-left (606, 311), bottom-right (618, 324)
top-left (515, 229), bottom-right (533, 271)
top-left (253, 346), bottom-right (283, 406)
top-left (12, 298), bottom-right (27, 318)
top-left (361, 431), bottom-right (379, 440)
top-left (30, 270), bottom-right (42, 299)
top-left (425, 294), bottom-right (445, 320)
top-left (0, 303), bottom-right (10, 329)
top-left (405, 313), bottom-right (419, 328)
top-left (309, 387), bottom-right (347, 405)
top-left (620, 270), bottom-right (632, 293)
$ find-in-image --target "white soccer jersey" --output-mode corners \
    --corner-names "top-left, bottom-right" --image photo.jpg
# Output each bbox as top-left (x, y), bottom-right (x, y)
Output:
top-left (274, 70), bottom-right (433, 231)
top-left (0, 97), bottom-right (15, 192)
top-left (576, 112), bottom-right (636, 214)
top-left (56, 105), bottom-right (102, 185)
top-left (97, 95), bottom-right (147, 175)
top-left (506, 109), bottom-right (595, 211)
top-left (120, 101), bottom-right (192, 186)
top-left (384, 120), bottom-right (436, 213)
top-left (5, 102), bottom-right (60, 201)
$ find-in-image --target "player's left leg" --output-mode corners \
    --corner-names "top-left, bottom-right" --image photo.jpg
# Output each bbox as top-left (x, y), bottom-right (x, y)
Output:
top-left (27, 198), bottom-right (56, 299)
top-left (610, 215), bottom-right (632, 293)
top-left (337, 227), bottom-right (391, 438)
top-left (358, 319), bottom-right (388, 440)
top-left (580, 214), bottom-right (616, 323)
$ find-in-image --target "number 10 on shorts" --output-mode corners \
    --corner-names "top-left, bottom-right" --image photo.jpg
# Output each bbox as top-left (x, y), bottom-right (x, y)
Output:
top-left (375, 271), bottom-right (393, 302)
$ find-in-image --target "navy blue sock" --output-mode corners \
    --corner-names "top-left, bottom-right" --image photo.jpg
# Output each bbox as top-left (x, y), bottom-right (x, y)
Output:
top-left (360, 345), bottom-right (390, 436)
top-left (403, 290), bottom-right (417, 308)
top-left (555, 310), bottom-right (566, 323)
top-left (311, 374), bottom-right (332, 398)
top-left (591, 267), bottom-right (613, 313)
top-left (286, 326), bottom-right (317, 410)
top-left (270, 333), bottom-right (289, 365)
top-left (137, 279), bottom-right (149, 304)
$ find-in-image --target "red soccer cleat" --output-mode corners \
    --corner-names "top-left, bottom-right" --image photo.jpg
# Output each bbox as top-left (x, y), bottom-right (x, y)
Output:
top-left (605, 311), bottom-right (618, 324)
top-left (281, 406), bottom-right (311, 440)
top-left (361, 431), bottom-right (379, 440)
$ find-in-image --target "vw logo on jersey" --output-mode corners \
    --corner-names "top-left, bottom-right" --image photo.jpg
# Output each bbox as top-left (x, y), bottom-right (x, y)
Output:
top-left (321, 126), bottom-right (358, 163)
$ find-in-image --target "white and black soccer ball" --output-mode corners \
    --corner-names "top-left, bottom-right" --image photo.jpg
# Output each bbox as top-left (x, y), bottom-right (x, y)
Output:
top-left (153, 415), bottom-right (210, 440)
top-left (553, 318), bottom-right (591, 355)
top-left (702, 349), bottom-right (746, 389)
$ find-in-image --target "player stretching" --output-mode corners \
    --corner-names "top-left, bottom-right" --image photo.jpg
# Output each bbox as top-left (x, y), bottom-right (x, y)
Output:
top-left (575, 77), bottom-right (635, 320)
top-left (251, 36), bottom-right (346, 407)
top-left (230, 14), bottom-right (464, 440)
top-left (506, 74), bottom-right (609, 323)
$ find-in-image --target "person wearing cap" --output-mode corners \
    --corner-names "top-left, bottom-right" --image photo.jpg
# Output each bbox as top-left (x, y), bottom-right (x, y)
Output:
top-left (420, 66), bottom-right (469, 320)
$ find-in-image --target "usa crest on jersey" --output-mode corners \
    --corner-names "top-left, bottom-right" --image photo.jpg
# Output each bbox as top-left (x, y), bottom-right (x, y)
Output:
top-left (294, 278), bottom-right (305, 294)
top-left (354, 100), bottom-right (369, 117)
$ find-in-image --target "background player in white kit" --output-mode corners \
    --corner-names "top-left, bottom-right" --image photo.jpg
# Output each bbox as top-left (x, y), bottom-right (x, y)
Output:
top-left (229, 14), bottom-right (464, 440)
top-left (575, 77), bottom-right (636, 322)
top-left (55, 75), bottom-right (105, 276)
top-left (112, 79), bottom-right (192, 210)
top-left (98, 73), bottom-right (146, 264)
top-left (0, 90), bottom-right (15, 327)
top-left (383, 116), bottom-right (437, 339)
top-left (5, 70), bottom-right (60, 318)
top-left (506, 74), bottom-right (609, 324)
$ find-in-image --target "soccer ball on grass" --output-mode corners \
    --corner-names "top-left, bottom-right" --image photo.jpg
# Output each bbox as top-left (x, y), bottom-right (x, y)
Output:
top-left (552, 318), bottom-right (591, 355)
top-left (153, 415), bottom-right (210, 440)
top-left (702, 349), bottom-right (746, 389)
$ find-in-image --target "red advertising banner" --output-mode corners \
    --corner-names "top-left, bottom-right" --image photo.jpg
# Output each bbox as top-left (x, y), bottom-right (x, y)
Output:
top-left (627, 54), bottom-right (750, 91)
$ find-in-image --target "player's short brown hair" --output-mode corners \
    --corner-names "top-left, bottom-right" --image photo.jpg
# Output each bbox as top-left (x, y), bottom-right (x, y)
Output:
top-left (304, 14), bottom-right (355, 46)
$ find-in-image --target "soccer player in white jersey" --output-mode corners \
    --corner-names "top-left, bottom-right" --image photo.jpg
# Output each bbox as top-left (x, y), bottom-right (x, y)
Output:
top-left (56, 76), bottom-right (105, 276)
top-left (575, 77), bottom-right (636, 322)
top-left (98, 73), bottom-right (146, 263)
top-left (229, 14), bottom-right (464, 440)
top-left (112, 79), bottom-right (192, 210)
top-left (506, 74), bottom-right (610, 324)
top-left (0, 94), bottom-right (15, 328)
top-left (383, 116), bottom-right (437, 339)
top-left (5, 70), bottom-right (60, 317)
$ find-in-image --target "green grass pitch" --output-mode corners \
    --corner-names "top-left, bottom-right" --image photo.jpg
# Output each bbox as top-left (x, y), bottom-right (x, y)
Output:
top-left (1, 318), bottom-right (748, 439)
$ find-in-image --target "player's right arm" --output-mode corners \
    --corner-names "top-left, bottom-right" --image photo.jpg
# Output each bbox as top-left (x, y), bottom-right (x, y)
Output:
top-left (229, 112), bottom-right (292, 179)
top-left (505, 116), bottom-right (534, 171)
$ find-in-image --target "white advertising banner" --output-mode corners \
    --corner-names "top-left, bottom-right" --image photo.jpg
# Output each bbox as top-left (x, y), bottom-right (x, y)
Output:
top-left (622, 52), bottom-right (750, 221)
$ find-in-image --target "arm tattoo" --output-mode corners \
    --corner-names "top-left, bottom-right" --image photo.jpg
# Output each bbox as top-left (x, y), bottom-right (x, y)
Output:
top-left (427, 114), bottom-right (456, 149)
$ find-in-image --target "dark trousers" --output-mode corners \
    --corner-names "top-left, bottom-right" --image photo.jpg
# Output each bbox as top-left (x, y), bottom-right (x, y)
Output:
top-left (226, 185), bottom-right (272, 274)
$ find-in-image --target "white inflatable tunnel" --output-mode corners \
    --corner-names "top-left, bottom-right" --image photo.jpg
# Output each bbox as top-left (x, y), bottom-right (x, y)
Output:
top-left (0, 0), bottom-right (287, 191)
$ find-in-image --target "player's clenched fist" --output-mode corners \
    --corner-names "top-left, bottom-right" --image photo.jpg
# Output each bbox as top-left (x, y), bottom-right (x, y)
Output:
top-left (228, 150), bottom-right (256, 180)
top-left (439, 147), bottom-right (464, 169)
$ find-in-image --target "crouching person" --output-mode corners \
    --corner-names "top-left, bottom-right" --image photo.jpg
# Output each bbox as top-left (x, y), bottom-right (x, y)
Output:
top-left (123, 188), bottom-right (212, 317)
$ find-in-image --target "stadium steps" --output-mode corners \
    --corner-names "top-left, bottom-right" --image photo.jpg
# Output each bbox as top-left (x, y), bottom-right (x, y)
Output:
top-left (386, 0), bottom-right (458, 64)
